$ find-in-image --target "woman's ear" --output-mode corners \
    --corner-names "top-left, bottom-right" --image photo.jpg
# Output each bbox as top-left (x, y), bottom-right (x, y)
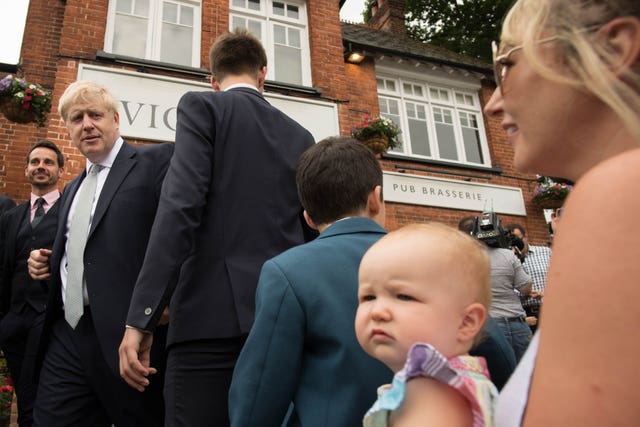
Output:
top-left (599, 16), bottom-right (640, 74)
top-left (458, 303), bottom-right (487, 344)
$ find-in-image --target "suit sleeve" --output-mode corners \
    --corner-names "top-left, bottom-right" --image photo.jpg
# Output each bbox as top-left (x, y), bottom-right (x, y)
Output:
top-left (127, 93), bottom-right (215, 329)
top-left (229, 259), bottom-right (305, 427)
top-left (0, 212), bottom-right (8, 316)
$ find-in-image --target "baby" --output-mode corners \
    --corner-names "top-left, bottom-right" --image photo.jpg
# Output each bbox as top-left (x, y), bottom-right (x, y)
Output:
top-left (355, 222), bottom-right (498, 426)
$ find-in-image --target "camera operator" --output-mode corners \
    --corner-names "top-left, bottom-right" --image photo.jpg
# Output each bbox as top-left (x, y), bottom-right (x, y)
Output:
top-left (467, 213), bottom-right (533, 363)
top-left (505, 224), bottom-right (550, 334)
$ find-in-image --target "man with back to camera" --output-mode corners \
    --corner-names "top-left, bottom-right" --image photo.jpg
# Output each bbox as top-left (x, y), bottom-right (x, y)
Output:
top-left (465, 214), bottom-right (533, 363)
top-left (505, 223), bottom-right (549, 333)
top-left (27, 80), bottom-right (173, 426)
top-left (119, 28), bottom-right (315, 426)
top-left (458, 215), bottom-right (517, 389)
top-left (229, 137), bottom-right (393, 427)
top-left (0, 141), bottom-right (64, 426)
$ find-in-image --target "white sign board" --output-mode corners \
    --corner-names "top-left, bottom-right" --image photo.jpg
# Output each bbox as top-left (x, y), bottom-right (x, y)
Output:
top-left (383, 171), bottom-right (527, 216)
top-left (78, 64), bottom-right (338, 143)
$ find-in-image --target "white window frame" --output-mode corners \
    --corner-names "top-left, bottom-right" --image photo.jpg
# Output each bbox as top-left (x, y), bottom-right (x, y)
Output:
top-left (376, 69), bottom-right (492, 167)
top-left (229, 0), bottom-right (312, 86)
top-left (104, 0), bottom-right (202, 68)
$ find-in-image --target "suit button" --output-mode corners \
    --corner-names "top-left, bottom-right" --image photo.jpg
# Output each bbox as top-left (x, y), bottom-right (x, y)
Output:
top-left (144, 308), bottom-right (152, 316)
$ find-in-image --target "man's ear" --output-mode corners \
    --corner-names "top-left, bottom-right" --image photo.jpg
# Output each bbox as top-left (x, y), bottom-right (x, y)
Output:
top-left (599, 16), bottom-right (640, 74)
top-left (303, 210), bottom-right (318, 231)
top-left (257, 66), bottom-right (267, 91)
top-left (211, 76), bottom-right (221, 91)
top-left (458, 303), bottom-right (487, 344)
top-left (367, 185), bottom-right (383, 216)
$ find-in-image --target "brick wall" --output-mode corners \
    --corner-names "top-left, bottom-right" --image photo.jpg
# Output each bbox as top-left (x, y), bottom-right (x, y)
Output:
top-left (0, 0), bottom-right (552, 244)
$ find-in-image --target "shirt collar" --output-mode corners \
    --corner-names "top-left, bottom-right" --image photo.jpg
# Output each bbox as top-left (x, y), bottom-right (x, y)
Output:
top-left (30, 189), bottom-right (61, 207)
top-left (85, 137), bottom-right (123, 172)
top-left (224, 83), bottom-right (259, 92)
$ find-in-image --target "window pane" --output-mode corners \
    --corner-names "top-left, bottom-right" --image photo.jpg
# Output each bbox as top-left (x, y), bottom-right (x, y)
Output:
top-left (163, 3), bottom-right (177, 23)
top-left (248, 0), bottom-right (261, 9)
top-left (379, 98), bottom-right (402, 153)
top-left (287, 4), bottom-right (298, 18)
top-left (409, 118), bottom-right (430, 156)
top-left (288, 27), bottom-right (300, 48)
top-left (387, 80), bottom-right (396, 92)
top-left (435, 123), bottom-right (457, 160)
top-left (274, 24), bottom-right (286, 44)
top-left (231, 16), bottom-right (246, 30)
top-left (113, 14), bottom-right (148, 58)
top-left (414, 86), bottom-right (423, 97)
top-left (117, 0), bottom-right (132, 13)
top-left (460, 112), bottom-right (483, 163)
top-left (403, 83), bottom-right (412, 95)
top-left (462, 127), bottom-right (483, 163)
top-left (232, 0), bottom-right (244, 7)
top-left (248, 20), bottom-right (261, 38)
top-left (180, 6), bottom-right (193, 26)
top-left (161, 22), bottom-right (192, 66)
top-left (376, 78), bottom-right (384, 90)
top-left (275, 44), bottom-right (302, 85)
top-left (273, 1), bottom-right (285, 15)
top-left (134, 0), bottom-right (149, 15)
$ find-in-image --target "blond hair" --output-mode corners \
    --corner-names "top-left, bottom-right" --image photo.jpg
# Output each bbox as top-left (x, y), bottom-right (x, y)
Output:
top-left (501, 0), bottom-right (640, 142)
top-left (58, 80), bottom-right (119, 122)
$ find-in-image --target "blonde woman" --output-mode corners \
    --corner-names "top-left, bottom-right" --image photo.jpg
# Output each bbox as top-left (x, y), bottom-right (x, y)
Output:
top-left (484, 0), bottom-right (640, 426)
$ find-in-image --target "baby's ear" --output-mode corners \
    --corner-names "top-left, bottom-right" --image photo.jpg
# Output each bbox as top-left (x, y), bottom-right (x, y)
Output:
top-left (458, 303), bottom-right (486, 343)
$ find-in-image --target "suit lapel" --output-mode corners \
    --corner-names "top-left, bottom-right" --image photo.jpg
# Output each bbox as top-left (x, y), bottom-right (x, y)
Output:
top-left (89, 142), bottom-right (137, 238)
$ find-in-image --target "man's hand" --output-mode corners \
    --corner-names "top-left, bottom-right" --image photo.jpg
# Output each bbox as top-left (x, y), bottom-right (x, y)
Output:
top-left (119, 327), bottom-right (157, 392)
top-left (28, 249), bottom-right (52, 280)
top-left (530, 290), bottom-right (544, 299)
top-left (526, 316), bottom-right (538, 326)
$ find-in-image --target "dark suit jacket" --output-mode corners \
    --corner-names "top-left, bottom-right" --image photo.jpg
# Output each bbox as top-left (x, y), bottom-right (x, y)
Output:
top-left (0, 196), bottom-right (16, 217)
top-left (127, 88), bottom-right (315, 345)
top-left (229, 218), bottom-right (393, 427)
top-left (41, 141), bottom-right (174, 376)
top-left (0, 201), bottom-right (58, 317)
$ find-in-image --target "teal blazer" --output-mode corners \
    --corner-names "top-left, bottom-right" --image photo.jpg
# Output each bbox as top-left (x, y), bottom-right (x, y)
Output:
top-left (229, 217), bottom-right (393, 427)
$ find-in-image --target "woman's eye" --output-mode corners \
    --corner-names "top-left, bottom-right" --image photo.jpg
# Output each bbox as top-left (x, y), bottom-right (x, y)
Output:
top-left (360, 295), bottom-right (375, 302)
top-left (397, 294), bottom-right (415, 301)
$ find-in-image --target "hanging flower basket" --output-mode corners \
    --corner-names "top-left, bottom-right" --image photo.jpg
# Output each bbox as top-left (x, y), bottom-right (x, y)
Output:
top-left (359, 134), bottom-right (389, 155)
top-left (0, 97), bottom-right (36, 124)
top-left (351, 114), bottom-right (401, 155)
top-left (0, 75), bottom-right (52, 127)
top-left (531, 176), bottom-right (573, 209)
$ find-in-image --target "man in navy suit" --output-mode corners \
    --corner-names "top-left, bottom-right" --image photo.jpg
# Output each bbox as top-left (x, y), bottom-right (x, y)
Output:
top-left (28, 81), bottom-right (173, 426)
top-left (0, 140), bottom-right (64, 426)
top-left (119, 28), bottom-right (315, 426)
top-left (229, 137), bottom-right (393, 427)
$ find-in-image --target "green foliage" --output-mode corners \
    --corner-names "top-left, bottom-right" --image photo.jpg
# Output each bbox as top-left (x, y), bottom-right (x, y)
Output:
top-left (351, 114), bottom-right (401, 149)
top-left (404, 0), bottom-right (513, 62)
top-left (0, 75), bottom-right (53, 127)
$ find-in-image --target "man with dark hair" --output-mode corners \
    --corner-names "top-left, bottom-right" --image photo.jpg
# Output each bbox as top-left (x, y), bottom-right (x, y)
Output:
top-left (229, 136), bottom-right (391, 427)
top-left (119, 28), bottom-right (315, 426)
top-left (0, 140), bottom-right (64, 426)
top-left (505, 223), bottom-right (549, 332)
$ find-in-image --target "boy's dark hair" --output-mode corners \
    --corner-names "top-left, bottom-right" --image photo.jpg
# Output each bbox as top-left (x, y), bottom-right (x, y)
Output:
top-left (209, 28), bottom-right (267, 82)
top-left (296, 136), bottom-right (382, 225)
top-left (26, 140), bottom-right (64, 168)
top-left (505, 223), bottom-right (526, 237)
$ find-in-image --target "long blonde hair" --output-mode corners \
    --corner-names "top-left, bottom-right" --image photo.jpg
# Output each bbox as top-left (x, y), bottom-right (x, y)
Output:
top-left (501, 0), bottom-right (640, 142)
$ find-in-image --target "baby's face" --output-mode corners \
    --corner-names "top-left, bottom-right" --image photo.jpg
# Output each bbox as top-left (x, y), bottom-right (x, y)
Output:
top-left (355, 232), bottom-right (470, 372)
